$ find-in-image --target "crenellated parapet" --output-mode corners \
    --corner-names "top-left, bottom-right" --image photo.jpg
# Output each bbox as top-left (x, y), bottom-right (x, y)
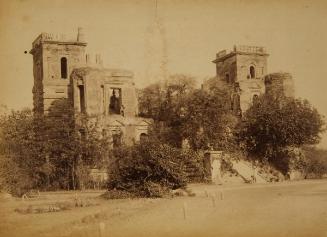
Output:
top-left (233, 45), bottom-right (267, 54)
top-left (31, 28), bottom-right (87, 51)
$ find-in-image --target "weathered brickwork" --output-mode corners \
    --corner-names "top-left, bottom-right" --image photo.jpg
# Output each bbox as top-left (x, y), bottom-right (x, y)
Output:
top-left (30, 29), bottom-right (150, 145)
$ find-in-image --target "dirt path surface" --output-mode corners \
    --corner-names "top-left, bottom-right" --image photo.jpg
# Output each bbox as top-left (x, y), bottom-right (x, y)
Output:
top-left (1, 180), bottom-right (327, 237)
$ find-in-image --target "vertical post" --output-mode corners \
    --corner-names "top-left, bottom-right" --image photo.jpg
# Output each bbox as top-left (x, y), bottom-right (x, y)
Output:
top-left (215, 190), bottom-right (224, 200)
top-left (46, 154), bottom-right (50, 190)
top-left (98, 222), bottom-right (105, 237)
top-left (211, 195), bottom-right (216, 207)
top-left (183, 202), bottom-right (187, 220)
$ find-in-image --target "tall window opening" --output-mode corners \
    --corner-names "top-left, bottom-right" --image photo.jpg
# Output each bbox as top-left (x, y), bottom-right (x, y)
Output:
top-left (101, 85), bottom-right (105, 115)
top-left (225, 73), bottom-right (230, 83)
top-left (112, 132), bottom-right (122, 148)
top-left (78, 85), bottom-right (86, 113)
top-left (109, 88), bottom-right (122, 115)
top-left (102, 129), bottom-right (108, 138)
top-left (250, 66), bottom-right (255, 79)
top-left (253, 94), bottom-right (259, 104)
top-left (79, 129), bottom-right (86, 141)
top-left (139, 133), bottom-right (148, 143)
top-left (61, 57), bottom-right (68, 79)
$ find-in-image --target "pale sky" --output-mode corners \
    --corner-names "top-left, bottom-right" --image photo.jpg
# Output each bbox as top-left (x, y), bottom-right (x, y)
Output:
top-left (0, 0), bottom-right (327, 147)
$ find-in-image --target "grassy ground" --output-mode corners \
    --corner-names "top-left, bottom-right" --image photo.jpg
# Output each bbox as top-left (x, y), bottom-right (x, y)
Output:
top-left (1, 180), bottom-right (327, 237)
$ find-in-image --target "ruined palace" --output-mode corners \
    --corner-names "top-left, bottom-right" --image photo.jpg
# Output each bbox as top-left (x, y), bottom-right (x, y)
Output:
top-left (30, 28), bottom-right (151, 145)
top-left (204, 45), bottom-right (295, 114)
top-left (29, 27), bottom-right (295, 146)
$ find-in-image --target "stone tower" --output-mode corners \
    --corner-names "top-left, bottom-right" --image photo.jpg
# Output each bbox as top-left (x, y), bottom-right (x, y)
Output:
top-left (212, 45), bottom-right (269, 113)
top-left (264, 72), bottom-right (295, 99)
top-left (30, 28), bottom-right (87, 114)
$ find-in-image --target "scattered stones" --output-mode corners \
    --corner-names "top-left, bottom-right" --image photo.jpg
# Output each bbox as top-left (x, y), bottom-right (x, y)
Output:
top-left (15, 198), bottom-right (99, 214)
top-left (172, 188), bottom-right (196, 197)
top-left (81, 211), bottom-right (108, 224)
top-left (0, 191), bottom-right (12, 201)
top-left (172, 189), bottom-right (185, 197)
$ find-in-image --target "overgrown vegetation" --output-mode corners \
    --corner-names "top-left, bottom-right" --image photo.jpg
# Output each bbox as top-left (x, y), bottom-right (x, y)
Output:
top-left (0, 100), bottom-right (111, 196)
top-left (238, 95), bottom-right (326, 174)
top-left (1, 74), bottom-right (326, 197)
top-left (302, 146), bottom-right (327, 178)
top-left (138, 74), bottom-right (239, 151)
top-left (107, 137), bottom-right (202, 198)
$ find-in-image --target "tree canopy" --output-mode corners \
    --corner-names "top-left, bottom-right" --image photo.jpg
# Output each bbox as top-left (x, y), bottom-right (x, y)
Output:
top-left (0, 100), bottom-right (112, 195)
top-left (238, 96), bottom-right (326, 172)
top-left (138, 74), bottom-right (238, 150)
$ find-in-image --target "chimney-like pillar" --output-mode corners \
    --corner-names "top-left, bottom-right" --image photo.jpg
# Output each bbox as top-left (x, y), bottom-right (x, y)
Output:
top-left (86, 53), bottom-right (92, 65)
top-left (77, 27), bottom-right (86, 42)
top-left (95, 54), bottom-right (103, 67)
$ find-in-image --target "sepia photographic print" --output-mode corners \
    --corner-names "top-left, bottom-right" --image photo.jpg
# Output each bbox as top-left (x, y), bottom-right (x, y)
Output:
top-left (0, 0), bottom-right (327, 236)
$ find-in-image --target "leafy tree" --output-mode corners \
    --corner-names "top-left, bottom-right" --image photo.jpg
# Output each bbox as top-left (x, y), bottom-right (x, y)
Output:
top-left (0, 108), bottom-right (41, 195)
top-left (138, 74), bottom-right (196, 120)
top-left (181, 88), bottom-right (238, 151)
top-left (138, 74), bottom-right (197, 147)
top-left (239, 96), bottom-right (326, 173)
top-left (138, 74), bottom-right (238, 150)
top-left (39, 99), bottom-right (112, 190)
top-left (0, 100), bottom-right (112, 195)
top-left (138, 83), bottom-right (164, 120)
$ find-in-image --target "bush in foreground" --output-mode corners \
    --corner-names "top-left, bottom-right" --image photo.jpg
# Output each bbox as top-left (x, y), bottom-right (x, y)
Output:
top-left (107, 139), bottom-right (198, 198)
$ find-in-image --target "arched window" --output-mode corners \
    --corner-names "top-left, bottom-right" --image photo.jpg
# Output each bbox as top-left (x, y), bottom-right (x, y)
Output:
top-left (61, 57), bottom-right (67, 79)
top-left (250, 66), bottom-right (255, 79)
top-left (139, 133), bottom-right (148, 143)
top-left (78, 85), bottom-right (85, 113)
top-left (253, 94), bottom-right (259, 104)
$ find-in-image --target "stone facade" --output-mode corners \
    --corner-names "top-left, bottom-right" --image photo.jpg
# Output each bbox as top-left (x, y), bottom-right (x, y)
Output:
top-left (205, 45), bottom-right (294, 114)
top-left (30, 28), bottom-right (151, 145)
top-left (30, 29), bottom-right (87, 114)
top-left (203, 151), bottom-right (223, 184)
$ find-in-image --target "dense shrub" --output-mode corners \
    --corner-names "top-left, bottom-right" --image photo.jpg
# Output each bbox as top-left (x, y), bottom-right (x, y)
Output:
top-left (0, 104), bottom-right (112, 195)
top-left (107, 139), bottom-right (197, 198)
top-left (0, 155), bottom-right (34, 196)
top-left (302, 146), bottom-right (327, 178)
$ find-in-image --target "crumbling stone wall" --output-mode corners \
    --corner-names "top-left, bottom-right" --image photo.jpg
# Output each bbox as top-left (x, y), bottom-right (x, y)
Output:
top-left (71, 68), bottom-right (138, 117)
top-left (264, 72), bottom-right (295, 99)
top-left (30, 29), bottom-right (151, 146)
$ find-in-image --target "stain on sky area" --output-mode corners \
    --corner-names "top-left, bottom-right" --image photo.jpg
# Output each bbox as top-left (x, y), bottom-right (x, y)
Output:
top-left (21, 15), bottom-right (30, 22)
top-left (144, 0), bottom-right (168, 85)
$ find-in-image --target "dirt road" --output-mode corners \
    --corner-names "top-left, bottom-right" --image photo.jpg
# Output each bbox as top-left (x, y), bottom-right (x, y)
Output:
top-left (1, 180), bottom-right (327, 237)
